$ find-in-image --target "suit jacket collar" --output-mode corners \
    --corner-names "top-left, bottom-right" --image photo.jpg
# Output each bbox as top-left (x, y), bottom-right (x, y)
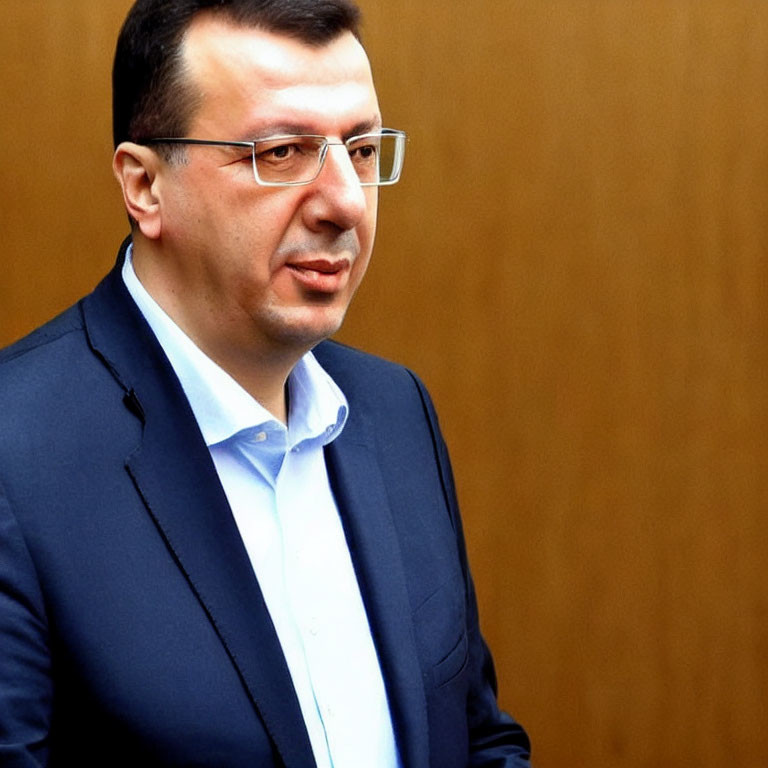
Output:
top-left (81, 240), bottom-right (430, 767)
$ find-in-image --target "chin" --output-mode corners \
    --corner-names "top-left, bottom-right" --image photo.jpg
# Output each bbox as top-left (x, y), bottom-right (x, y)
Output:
top-left (264, 304), bottom-right (348, 351)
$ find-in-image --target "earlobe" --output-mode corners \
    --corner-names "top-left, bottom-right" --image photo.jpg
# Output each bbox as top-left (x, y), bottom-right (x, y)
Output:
top-left (113, 143), bottom-right (163, 240)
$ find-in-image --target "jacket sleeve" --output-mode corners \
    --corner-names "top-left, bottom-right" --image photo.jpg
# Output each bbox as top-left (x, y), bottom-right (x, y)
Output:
top-left (410, 372), bottom-right (533, 766)
top-left (0, 481), bottom-right (51, 767)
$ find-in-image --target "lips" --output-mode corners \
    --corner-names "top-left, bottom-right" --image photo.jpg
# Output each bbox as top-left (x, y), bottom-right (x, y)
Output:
top-left (285, 257), bottom-right (350, 293)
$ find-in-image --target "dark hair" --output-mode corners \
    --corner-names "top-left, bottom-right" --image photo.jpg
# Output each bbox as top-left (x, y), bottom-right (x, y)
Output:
top-left (112, 0), bottom-right (362, 148)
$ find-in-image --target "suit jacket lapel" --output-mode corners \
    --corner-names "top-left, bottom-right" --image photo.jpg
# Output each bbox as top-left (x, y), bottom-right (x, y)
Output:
top-left (325, 416), bottom-right (430, 768)
top-left (82, 249), bottom-right (315, 768)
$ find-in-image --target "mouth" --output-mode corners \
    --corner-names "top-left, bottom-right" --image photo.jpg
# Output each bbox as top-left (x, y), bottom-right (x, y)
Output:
top-left (285, 257), bottom-right (351, 293)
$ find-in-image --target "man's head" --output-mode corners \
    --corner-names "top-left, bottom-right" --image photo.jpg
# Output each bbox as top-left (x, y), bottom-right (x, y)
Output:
top-left (113, 0), bottom-right (362, 148)
top-left (111, 0), bottom-right (396, 376)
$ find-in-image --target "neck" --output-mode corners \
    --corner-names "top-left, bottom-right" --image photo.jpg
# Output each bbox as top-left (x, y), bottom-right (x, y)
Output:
top-left (207, 344), bottom-right (296, 425)
top-left (131, 239), bottom-right (304, 425)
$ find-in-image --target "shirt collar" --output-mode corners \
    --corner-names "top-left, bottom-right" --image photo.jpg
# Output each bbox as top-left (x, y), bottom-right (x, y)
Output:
top-left (121, 244), bottom-right (348, 451)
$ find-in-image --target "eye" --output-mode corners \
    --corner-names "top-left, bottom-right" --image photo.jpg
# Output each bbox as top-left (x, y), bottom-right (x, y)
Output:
top-left (251, 136), bottom-right (324, 183)
top-left (347, 138), bottom-right (379, 164)
top-left (256, 142), bottom-right (301, 164)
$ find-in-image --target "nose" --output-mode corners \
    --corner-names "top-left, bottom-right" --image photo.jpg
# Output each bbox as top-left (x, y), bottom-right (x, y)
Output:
top-left (302, 143), bottom-right (369, 233)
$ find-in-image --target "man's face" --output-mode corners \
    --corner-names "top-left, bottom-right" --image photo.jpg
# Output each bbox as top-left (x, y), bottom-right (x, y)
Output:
top-left (143, 15), bottom-right (380, 362)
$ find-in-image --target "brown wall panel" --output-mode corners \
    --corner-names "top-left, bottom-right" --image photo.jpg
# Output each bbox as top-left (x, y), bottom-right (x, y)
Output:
top-left (3, 2), bottom-right (768, 766)
top-left (0, 1), bottom-right (133, 344)
top-left (347, 2), bottom-right (768, 765)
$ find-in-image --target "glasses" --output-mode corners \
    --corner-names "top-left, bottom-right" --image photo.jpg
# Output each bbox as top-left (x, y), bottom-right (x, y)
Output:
top-left (143, 129), bottom-right (406, 187)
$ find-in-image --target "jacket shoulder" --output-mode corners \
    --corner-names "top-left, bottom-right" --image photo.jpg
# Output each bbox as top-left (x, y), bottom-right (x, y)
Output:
top-left (314, 339), bottom-right (423, 396)
top-left (0, 302), bottom-right (118, 436)
top-left (0, 304), bottom-right (85, 368)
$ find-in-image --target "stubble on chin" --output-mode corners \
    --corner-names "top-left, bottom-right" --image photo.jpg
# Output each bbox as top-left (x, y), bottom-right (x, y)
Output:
top-left (256, 299), bottom-right (351, 353)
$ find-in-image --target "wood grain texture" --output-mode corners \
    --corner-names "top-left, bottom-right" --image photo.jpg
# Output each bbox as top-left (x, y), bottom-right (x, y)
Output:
top-left (0, 1), bottom-right (133, 343)
top-left (2, 2), bottom-right (767, 765)
top-left (346, 2), bottom-right (768, 765)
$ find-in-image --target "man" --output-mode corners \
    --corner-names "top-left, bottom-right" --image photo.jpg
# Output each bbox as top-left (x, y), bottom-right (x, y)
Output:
top-left (0, 0), bottom-right (531, 765)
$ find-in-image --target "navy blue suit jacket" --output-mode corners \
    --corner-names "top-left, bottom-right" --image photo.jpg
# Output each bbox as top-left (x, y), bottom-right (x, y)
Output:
top-left (0, 244), bottom-right (531, 767)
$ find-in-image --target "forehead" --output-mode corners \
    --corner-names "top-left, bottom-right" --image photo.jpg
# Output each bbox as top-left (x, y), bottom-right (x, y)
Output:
top-left (181, 15), bottom-right (380, 135)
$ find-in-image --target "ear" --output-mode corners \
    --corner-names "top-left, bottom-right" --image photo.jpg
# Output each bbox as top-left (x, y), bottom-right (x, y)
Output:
top-left (112, 142), bottom-right (164, 240)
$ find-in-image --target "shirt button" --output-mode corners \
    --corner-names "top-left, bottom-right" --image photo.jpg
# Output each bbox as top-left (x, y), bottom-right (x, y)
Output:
top-left (255, 431), bottom-right (267, 442)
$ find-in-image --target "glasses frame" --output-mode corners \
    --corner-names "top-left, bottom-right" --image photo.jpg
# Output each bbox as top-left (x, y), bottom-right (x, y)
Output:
top-left (142, 128), bottom-right (407, 187)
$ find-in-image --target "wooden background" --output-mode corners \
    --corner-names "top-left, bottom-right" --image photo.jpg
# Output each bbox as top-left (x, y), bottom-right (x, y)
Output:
top-left (2, 2), bottom-right (767, 766)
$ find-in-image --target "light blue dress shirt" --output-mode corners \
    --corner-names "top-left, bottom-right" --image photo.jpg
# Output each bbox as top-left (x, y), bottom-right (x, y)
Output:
top-left (122, 248), bottom-right (401, 768)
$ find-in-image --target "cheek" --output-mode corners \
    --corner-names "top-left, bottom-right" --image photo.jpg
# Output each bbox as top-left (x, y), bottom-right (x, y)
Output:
top-left (350, 196), bottom-right (377, 282)
top-left (213, 201), bottom-right (295, 277)
top-left (366, 189), bottom-right (379, 233)
top-left (350, 239), bottom-right (374, 293)
top-left (349, 194), bottom-right (377, 264)
top-left (242, 193), bottom-right (304, 251)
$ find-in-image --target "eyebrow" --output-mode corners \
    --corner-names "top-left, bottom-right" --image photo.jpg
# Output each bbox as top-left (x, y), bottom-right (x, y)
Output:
top-left (344, 118), bottom-right (383, 139)
top-left (239, 117), bottom-right (383, 143)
